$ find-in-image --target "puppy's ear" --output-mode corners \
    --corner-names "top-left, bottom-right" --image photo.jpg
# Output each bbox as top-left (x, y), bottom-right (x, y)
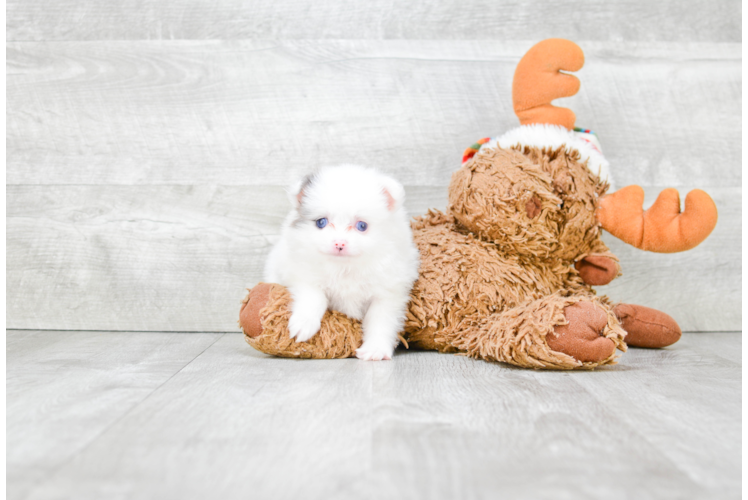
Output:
top-left (380, 175), bottom-right (405, 212)
top-left (288, 174), bottom-right (315, 209)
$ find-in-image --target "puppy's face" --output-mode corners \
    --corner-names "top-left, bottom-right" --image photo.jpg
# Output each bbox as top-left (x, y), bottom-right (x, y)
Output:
top-left (290, 165), bottom-right (404, 259)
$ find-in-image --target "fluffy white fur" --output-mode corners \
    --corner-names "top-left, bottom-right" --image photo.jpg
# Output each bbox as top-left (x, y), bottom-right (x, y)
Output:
top-left (484, 124), bottom-right (614, 190)
top-left (264, 165), bottom-right (420, 361)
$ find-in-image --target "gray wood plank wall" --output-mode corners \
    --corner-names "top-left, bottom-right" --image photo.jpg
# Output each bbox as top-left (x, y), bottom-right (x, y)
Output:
top-left (6, 1), bottom-right (741, 42)
top-left (6, 1), bottom-right (742, 333)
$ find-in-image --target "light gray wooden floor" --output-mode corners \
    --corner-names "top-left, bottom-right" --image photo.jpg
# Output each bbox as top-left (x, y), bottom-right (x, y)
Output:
top-left (7, 330), bottom-right (741, 500)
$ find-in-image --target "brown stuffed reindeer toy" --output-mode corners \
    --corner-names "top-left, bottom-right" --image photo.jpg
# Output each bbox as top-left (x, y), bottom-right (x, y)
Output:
top-left (239, 39), bottom-right (718, 369)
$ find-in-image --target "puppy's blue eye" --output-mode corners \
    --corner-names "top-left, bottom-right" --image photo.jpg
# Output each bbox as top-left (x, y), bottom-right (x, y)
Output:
top-left (355, 221), bottom-right (368, 232)
top-left (315, 218), bottom-right (328, 229)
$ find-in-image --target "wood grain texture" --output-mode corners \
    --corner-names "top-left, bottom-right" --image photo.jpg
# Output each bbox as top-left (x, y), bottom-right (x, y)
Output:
top-left (5, 184), bottom-right (446, 332)
top-left (6, 330), bottom-right (223, 500)
top-left (7, 330), bottom-right (741, 500)
top-left (7, 185), bottom-right (739, 332)
top-left (6, 0), bottom-right (741, 42)
top-left (7, 41), bottom-right (741, 188)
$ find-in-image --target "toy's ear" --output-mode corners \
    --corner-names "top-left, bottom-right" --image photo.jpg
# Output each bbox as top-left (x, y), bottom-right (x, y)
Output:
top-left (380, 175), bottom-right (405, 212)
top-left (512, 38), bottom-right (584, 130)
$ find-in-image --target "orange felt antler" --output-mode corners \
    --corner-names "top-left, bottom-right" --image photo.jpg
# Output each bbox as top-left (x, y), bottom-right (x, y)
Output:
top-left (512, 39), bottom-right (585, 130)
top-left (597, 186), bottom-right (718, 253)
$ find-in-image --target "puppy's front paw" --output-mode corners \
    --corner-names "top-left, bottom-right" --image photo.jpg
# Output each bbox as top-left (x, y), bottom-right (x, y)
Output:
top-left (288, 310), bottom-right (322, 343)
top-left (356, 339), bottom-right (394, 361)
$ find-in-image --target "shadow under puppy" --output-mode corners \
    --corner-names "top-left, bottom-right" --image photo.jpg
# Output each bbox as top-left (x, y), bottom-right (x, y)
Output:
top-left (264, 165), bottom-right (420, 360)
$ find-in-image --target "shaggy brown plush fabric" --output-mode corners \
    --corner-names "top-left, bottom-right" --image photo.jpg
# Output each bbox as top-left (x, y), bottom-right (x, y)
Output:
top-left (401, 146), bottom-right (626, 369)
top-left (243, 283), bottom-right (362, 359)
top-left (240, 146), bottom-right (628, 370)
top-left (448, 145), bottom-right (611, 261)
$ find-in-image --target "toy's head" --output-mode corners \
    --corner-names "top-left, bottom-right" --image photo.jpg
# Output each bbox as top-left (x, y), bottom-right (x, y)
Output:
top-left (447, 38), bottom-right (718, 260)
top-left (448, 144), bottom-right (606, 260)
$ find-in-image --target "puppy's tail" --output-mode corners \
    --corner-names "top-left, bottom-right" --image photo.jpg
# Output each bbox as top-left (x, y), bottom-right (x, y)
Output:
top-left (512, 39), bottom-right (584, 130)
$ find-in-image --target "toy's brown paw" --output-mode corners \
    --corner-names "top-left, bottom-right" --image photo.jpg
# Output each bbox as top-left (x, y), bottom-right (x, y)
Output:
top-left (546, 301), bottom-right (616, 363)
top-left (240, 283), bottom-right (273, 339)
top-left (613, 303), bottom-right (681, 348)
top-left (575, 255), bottom-right (619, 286)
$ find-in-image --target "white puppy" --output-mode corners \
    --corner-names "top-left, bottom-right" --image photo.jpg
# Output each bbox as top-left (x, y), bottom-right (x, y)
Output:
top-left (264, 165), bottom-right (420, 361)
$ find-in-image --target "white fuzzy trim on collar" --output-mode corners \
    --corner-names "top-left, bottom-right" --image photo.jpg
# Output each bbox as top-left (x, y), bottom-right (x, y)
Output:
top-left (483, 124), bottom-right (614, 191)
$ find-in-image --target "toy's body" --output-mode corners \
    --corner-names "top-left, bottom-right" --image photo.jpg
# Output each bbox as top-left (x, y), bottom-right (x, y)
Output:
top-left (240, 39), bottom-right (718, 369)
top-left (403, 143), bottom-right (625, 369)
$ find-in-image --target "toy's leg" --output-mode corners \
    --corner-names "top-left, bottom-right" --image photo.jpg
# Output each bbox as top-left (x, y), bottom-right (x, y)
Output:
top-left (545, 301), bottom-right (620, 363)
top-left (443, 295), bottom-right (626, 369)
top-left (612, 303), bottom-right (681, 348)
top-left (239, 283), bottom-right (363, 359)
